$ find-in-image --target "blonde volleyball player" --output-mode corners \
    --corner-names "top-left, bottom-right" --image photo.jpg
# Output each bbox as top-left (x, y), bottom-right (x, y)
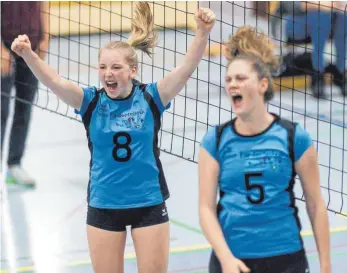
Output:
top-left (198, 26), bottom-right (331, 273)
top-left (11, 2), bottom-right (215, 273)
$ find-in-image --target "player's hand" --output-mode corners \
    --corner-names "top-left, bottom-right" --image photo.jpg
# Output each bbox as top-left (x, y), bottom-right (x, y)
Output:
top-left (221, 257), bottom-right (251, 273)
top-left (11, 35), bottom-right (33, 58)
top-left (195, 8), bottom-right (216, 34)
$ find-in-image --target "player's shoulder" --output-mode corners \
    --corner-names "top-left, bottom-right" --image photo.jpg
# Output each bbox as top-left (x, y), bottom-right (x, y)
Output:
top-left (212, 119), bottom-right (234, 150)
top-left (131, 80), bottom-right (157, 98)
top-left (132, 79), bottom-right (153, 92)
top-left (273, 114), bottom-right (311, 143)
top-left (216, 119), bottom-right (234, 136)
top-left (82, 85), bottom-right (99, 94)
top-left (132, 79), bottom-right (147, 89)
top-left (274, 114), bottom-right (298, 131)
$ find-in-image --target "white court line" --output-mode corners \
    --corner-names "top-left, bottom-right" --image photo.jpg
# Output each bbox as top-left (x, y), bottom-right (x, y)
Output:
top-left (1, 89), bottom-right (17, 273)
top-left (270, 99), bottom-right (347, 128)
top-left (1, 168), bottom-right (17, 273)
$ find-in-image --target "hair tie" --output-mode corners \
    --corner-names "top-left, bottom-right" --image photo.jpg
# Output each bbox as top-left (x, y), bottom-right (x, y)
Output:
top-left (232, 48), bottom-right (239, 57)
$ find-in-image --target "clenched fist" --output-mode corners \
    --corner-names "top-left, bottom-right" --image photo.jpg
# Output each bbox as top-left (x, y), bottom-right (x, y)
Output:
top-left (195, 8), bottom-right (216, 34)
top-left (11, 34), bottom-right (33, 58)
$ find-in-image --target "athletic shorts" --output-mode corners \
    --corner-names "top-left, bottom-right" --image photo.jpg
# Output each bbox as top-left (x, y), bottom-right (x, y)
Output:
top-left (209, 248), bottom-right (309, 273)
top-left (87, 202), bottom-right (169, 232)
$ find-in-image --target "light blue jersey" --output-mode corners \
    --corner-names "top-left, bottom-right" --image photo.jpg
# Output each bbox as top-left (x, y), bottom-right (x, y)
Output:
top-left (200, 114), bottom-right (313, 258)
top-left (75, 80), bottom-right (170, 209)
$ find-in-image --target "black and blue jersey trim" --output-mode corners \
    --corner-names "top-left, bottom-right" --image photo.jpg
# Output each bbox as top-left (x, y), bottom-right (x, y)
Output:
top-left (277, 118), bottom-right (303, 248)
top-left (80, 80), bottom-right (169, 204)
top-left (138, 81), bottom-right (170, 200)
top-left (215, 120), bottom-right (232, 215)
top-left (81, 90), bottom-right (100, 203)
top-left (214, 114), bottom-right (303, 249)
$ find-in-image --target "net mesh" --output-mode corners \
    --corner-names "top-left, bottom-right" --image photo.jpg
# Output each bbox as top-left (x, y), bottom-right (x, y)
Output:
top-left (2, 1), bottom-right (346, 216)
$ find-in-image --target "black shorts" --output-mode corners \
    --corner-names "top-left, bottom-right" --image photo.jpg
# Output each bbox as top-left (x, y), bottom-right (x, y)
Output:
top-left (209, 248), bottom-right (309, 273)
top-left (87, 202), bottom-right (169, 232)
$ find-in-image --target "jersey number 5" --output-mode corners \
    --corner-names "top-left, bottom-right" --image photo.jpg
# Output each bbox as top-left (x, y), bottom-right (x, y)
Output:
top-left (244, 172), bottom-right (264, 205)
top-left (113, 132), bottom-right (132, 162)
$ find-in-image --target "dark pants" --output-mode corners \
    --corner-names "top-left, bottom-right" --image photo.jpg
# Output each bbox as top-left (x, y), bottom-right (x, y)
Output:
top-left (286, 11), bottom-right (347, 73)
top-left (1, 55), bottom-right (38, 166)
top-left (209, 249), bottom-right (309, 273)
top-left (310, 11), bottom-right (347, 74)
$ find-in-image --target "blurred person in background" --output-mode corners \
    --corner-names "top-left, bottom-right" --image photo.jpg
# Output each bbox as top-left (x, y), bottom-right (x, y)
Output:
top-left (1, 1), bottom-right (50, 187)
top-left (303, 1), bottom-right (346, 98)
top-left (273, 1), bottom-right (346, 99)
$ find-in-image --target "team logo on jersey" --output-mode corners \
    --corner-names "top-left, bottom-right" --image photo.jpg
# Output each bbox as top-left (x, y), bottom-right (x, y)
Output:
top-left (98, 103), bottom-right (110, 117)
top-left (222, 148), bottom-right (287, 170)
top-left (121, 113), bottom-right (144, 129)
top-left (241, 150), bottom-right (287, 171)
top-left (221, 149), bottom-right (288, 172)
top-left (97, 106), bottom-right (146, 130)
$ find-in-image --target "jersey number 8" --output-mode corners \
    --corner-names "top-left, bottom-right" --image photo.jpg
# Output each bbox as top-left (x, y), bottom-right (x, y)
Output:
top-left (244, 172), bottom-right (264, 205)
top-left (113, 132), bottom-right (132, 162)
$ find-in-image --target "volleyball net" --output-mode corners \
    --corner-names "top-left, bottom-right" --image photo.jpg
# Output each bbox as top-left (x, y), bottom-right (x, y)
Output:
top-left (1, 1), bottom-right (346, 216)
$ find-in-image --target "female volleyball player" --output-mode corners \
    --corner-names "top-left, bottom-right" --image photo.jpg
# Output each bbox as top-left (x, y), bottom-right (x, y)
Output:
top-left (11, 2), bottom-right (215, 273)
top-left (198, 26), bottom-right (331, 273)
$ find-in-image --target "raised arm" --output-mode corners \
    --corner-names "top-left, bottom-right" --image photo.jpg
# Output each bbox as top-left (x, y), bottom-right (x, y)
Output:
top-left (11, 34), bottom-right (83, 110)
top-left (157, 8), bottom-right (216, 106)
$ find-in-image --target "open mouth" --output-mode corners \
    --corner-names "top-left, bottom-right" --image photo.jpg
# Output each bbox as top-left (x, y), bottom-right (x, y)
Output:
top-left (231, 94), bottom-right (243, 104)
top-left (106, 81), bottom-right (118, 90)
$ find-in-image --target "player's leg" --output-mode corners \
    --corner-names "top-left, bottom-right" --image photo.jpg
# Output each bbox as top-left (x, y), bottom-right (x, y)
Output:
top-left (131, 202), bottom-right (170, 273)
top-left (86, 205), bottom-right (127, 273)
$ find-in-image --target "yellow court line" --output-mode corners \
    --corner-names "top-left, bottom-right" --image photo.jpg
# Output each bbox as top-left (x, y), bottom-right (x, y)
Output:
top-left (1, 226), bottom-right (346, 273)
top-left (339, 213), bottom-right (347, 219)
top-left (301, 226), bottom-right (347, 236)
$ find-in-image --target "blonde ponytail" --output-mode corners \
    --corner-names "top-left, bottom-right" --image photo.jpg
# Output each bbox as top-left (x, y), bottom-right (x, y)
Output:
top-left (99, 2), bottom-right (158, 69)
top-left (127, 2), bottom-right (158, 57)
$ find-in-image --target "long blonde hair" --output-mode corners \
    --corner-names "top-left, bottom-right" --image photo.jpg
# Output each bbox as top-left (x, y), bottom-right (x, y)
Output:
top-left (224, 26), bottom-right (280, 101)
top-left (99, 2), bottom-right (158, 68)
